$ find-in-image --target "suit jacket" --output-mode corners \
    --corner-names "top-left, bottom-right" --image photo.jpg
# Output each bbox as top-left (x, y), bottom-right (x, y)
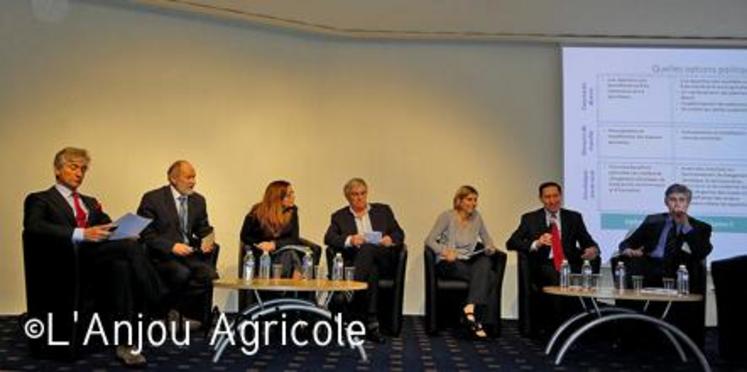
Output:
top-left (324, 203), bottom-right (405, 249)
top-left (24, 186), bottom-right (111, 244)
top-left (506, 208), bottom-right (597, 271)
top-left (240, 206), bottom-right (301, 248)
top-left (137, 185), bottom-right (213, 259)
top-left (618, 213), bottom-right (712, 270)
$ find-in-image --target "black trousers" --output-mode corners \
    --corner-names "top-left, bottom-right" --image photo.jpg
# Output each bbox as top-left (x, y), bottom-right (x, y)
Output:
top-left (80, 239), bottom-right (164, 323)
top-left (340, 244), bottom-right (400, 324)
top-left (436, 253), bottom-right (500, 326)
top-left (531, 259), bottom-right (581, 335)
top-left (156, 251), bottom-right (218, 321)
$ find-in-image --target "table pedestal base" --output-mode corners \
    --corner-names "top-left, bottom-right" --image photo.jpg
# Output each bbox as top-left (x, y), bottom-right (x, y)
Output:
top-left (212, 297), bottom-right (367, 362)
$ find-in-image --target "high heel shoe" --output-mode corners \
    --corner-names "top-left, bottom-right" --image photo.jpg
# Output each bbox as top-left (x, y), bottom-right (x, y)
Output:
top-left (462, 310), bottom-right (488, 339)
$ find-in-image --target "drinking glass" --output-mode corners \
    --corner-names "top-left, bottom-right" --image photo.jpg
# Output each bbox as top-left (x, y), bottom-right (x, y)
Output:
top-left (344, 266), bottom-right (356, 281)
top-left (632, 275), bottom-right (643, 293)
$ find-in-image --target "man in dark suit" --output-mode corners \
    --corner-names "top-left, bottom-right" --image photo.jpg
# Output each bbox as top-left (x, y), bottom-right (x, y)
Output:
top-left (506, 181), bottom-right (600, 336)
top-left (137, 160), bottom-right (218, 329)
top-left (324, 178), bottom-right (405, 343)
top-left (619, 183), bottom-right (712, 344)
top-left (23, 147), bottom-right (161, 366)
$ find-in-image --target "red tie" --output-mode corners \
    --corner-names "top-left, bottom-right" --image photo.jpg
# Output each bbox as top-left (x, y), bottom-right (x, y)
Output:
top-left (72, 192), bottom-right (88, 228)
top-left (550, 214), bottom-right (565, 271)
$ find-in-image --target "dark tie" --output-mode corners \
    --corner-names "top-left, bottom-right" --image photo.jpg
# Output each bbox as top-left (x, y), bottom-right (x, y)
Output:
top-left (550, 213), bottom-right (565, 271)
top-left (664, 223), bottom-right (681, 259)
top-left (72, 192), bottom-right (88, 228)
top-left (178, 196), bottom-right (188, 243)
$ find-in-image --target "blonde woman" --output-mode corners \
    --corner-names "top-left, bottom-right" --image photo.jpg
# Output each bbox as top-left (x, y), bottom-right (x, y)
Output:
top-left (425, 185), bottom-right (501, 338)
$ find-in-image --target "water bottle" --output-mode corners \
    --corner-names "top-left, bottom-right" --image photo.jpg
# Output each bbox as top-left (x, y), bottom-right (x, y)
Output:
top-left (677, 264), bottom-right (689, 295)
top-left (559, 259), bottom-right (570, 289)
top-left (259, 250), bottom-right (271, 279)
top-left (582, 259), bottom-right (593, 290)
top-left (615, 261), bottom-right (626, 292)
top-left (242, 249), bottom-right (255, 281)
top-left (332, 253), bottom-right (344, 281)
top-left (302, 250), bottom-right (314, 280)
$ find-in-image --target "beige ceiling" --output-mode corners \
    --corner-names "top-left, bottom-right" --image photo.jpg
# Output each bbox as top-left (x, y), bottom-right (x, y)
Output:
top-left (137, 0), bottom-right (747, 43)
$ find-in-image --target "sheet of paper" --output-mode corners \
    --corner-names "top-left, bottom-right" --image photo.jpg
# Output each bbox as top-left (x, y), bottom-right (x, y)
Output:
top-left (640, 288), bottom-right (678, 296)
top-left (364, 231), bottom-right (382, 245)
top-left (200, 231), bottom-right (216, 251)
top-left (468, 248), bottom-right (485, 257)
top-left (109, 213), bottom-right (152, 240)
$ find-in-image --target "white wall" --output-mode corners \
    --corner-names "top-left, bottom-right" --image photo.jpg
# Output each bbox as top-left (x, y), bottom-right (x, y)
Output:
top-left (0, 1), bottom-right (728, 325)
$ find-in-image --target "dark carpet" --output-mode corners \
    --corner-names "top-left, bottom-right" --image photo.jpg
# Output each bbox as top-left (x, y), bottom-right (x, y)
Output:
top-left (0, 315), bottom-right (745, 371)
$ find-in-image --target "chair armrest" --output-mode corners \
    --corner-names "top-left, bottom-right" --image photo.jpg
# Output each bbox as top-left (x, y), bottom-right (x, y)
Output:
top-left (424, 245), bottom-right (439, 334)
top-left (389, 245), bottom-right (408, 335)
top-left (23, 232), bottom-right (82, 308)
top-left (238, 241), bottom-right (249, 278)
top-left (300, 237), bottom-right (322, 265)
top-left (393, 245), bottom-right (408, 285)
top-left (490, 250), bottom-right (507, 291)
top-left (515, 249), bottom-right (533, 335)
top-left (208, 243), bottom-right (220, 267)
top-left (324, 246), bottom-right (335, 279)
top-left (22, 232), bottom-right (84, 359)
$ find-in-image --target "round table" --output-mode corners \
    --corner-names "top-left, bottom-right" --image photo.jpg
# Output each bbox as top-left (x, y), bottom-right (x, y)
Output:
top-left (211, 278), bottom-right (368, 362)
top-left (214, 278), bottom-right (368, 292)
top-left (542, 286), bottom-right (709, 372)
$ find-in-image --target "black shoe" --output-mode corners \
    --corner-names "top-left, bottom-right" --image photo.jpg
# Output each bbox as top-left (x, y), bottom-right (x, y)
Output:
top-left (365, 327), bottom-right (386, 344)
top-left (461, 311), bottom-right (487, 340)
top-left (167, 309), bottom-right (202, 331)
top-left (116, 345), bottom-right (147, 368)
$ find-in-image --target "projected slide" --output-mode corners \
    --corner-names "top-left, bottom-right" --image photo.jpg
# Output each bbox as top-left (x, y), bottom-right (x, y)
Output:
top-left (563, 47), bottom-right (747, 263)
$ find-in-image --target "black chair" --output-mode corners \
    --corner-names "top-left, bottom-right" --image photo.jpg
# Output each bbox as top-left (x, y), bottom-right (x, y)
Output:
top-left (22, 231), bottom-right (95, 360)
top-left (711, 255), bottom-right (747, 360)
top-left (197, 244), bottom-right (221, 327)
top-left (424, 245), bottom-right (507, 335)
top-left (512, 249), bottom-right (601, 337)
top-left (238, 238), bottom-right (322, 310)
top-left (151, 243), bottom-right (221, 333)
top-left (325, 245), bottom-right (408, 336)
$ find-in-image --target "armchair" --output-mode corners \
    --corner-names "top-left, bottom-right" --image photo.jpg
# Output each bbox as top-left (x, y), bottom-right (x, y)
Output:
top-left (325, 244), bottom-right (408, 336)
top-left (424, 245), bottom-right (506, 335)
top-left (711, 255), bottom-right (747, 359)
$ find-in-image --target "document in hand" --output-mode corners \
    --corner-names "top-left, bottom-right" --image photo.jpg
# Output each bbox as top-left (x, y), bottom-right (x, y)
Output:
top-left (201, 231), bottom-right (216, 251)
top-left (364, 231), bottom-right (382, 245)
top-left (467, 248), bottom-right (485, 258)
top-left (456, 248), bottom-right (485, 260)
top-left (109, 213), bottom-right (152, 240)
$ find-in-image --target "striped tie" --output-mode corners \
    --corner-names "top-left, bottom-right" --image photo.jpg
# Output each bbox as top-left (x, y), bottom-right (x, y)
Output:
top-left (178, 195), bottom-right (188, 243)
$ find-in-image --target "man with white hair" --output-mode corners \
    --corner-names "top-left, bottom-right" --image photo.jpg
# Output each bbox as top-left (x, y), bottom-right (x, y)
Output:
top-left (137, 160), bottom-right (219, 330)
top-left (324, 177), bottom-right (405, 343)
top-left (24, 147), bottom-right (162, 367)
